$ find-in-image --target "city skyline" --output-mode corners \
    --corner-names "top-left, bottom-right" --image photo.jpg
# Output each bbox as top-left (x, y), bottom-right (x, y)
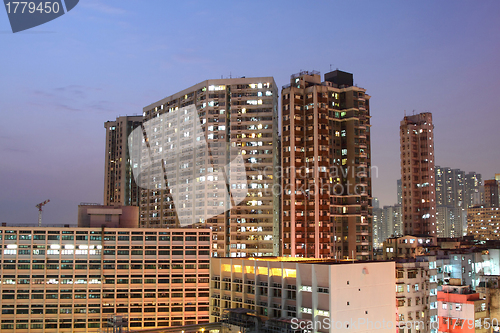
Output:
top-left (1, 1), bottom-right (500, 225)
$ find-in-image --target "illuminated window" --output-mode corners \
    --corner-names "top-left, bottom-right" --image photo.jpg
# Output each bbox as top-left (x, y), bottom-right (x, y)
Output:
top-left (245, 266), bottom-right (255, 274)
top-left (257, 267), bottom-right (268, 275)
top-left (283, 269), bottom-right (296, 278)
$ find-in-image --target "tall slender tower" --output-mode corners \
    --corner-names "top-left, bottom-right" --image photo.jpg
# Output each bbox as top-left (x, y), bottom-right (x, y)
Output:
top-left (104, 115), bottom-right (143, 206)
top-left (281, 70), bottom-right (372, 260)
top-left (400, 112), bottom-right (436, 236)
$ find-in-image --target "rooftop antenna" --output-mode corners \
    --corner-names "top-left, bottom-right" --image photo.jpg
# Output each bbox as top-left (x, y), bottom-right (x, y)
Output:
top-left (404, 110), bottom-right (406, 117)
top-left (330, 64), bottom-right (333, 71)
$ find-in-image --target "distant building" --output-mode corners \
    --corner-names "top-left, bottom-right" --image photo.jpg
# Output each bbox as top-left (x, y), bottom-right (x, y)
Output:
top-left (374, 205), bottom-right (403, 248)
top-left (210, 257), bottom-right (395, 332)
top-left (281, 70), bottom-right (373, 259)
top-left (437, 283), bottom-right (488, 333)
top-left (77, 204), bottom-right (139, 228)
top-left (104, 115), bottom-right (143, 206)
top-left (373, 206), bottom-right (383, 248)
top-left (484, 179), bottom-right (499, 207)
top-left (435, 167), bottom-right (465, 208)
top-left (464, 172), bottom-right (483, 208)
top-left (435, 167), bottom-right (483, 237)
top-left (0, 226), bottom-right (211, 331)
top-left (400, 112), bottom-right (436, 236)
top-left (436, 206), bottom-right (462, 238)
top-left (382, 235), bottom-right (435, 260)
top-left (467, 205), bottom-right (500, 240)
top-left (397, 178), bottom-right (403, 205)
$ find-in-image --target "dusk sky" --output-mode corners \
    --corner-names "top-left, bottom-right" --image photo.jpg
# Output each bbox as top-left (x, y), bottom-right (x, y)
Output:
top-left (1, 1), bottom-right (499, 225)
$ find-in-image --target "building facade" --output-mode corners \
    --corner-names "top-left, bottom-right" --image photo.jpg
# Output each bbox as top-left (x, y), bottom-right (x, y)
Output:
top-left (464, 172), bottom-right (482, 209)
top-left (467, 205), bottom-right (500, 241)
top-left (138, 77), bottom-right (280, 258)
top-left (437, 284), bottom-right (488, 333)
top-left (281, 70), bottom-right (373, 259)
top-left (435, 167), bottom-right (465, 209)
top-left (77, 204), bottom-right (139, 228)
top-left (210, 258), bottom-right (396, 332)
top-left (396, 257), bottom-right (438, 333)
top-left (397, 179), bottom-right (403, 205)
top-left (104, 115), bottom-right (143, 206)
top-left (0, 226), bottom-right (211, 332)
top-left (374, 205), bottom-right (403, 249)
top-left (373, 206), bottom-right (383, 248)
top-left (400, 112), bottom-right (436, 236)
top-left (434, 167), bottom-right (484, 237)
top-left (436, 206), bottom-right (462, 238)
top-left (484, 179), bottom-right (499, 208)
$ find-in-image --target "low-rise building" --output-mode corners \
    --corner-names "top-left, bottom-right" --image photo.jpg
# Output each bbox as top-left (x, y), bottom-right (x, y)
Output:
top-left (476, 275), bottom-right (500, 330)
top-left (383, 235), bottom-right (436, 260)
top-left (437, 283), bottom-right (488, 333)
top-left (210, 258), bottom-right (396, 333)
top-left (0, 226), bottom-right (211, 332)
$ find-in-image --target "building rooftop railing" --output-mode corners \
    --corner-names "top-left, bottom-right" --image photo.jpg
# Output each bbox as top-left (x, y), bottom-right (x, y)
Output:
top-left (290, 70), bottom-right (320, 79)
top-left (0, 224), bottom-right (76, 228)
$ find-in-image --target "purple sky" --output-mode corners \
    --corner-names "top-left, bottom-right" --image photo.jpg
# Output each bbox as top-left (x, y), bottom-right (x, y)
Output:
top-left (1, 1), bottom-right (499, 225)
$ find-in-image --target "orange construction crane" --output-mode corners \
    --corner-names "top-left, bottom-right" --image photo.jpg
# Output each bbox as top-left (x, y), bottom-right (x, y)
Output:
top-left (36, 199), bottom-right (50, 227)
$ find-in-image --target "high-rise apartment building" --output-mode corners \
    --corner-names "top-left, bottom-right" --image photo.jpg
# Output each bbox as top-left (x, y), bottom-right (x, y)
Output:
top-left (138, 77), bottom-right (280, 258)
top-left (435, 167), bottom-right (465, 208)
top-left (467, 205), bottom-right (500, 240)
top-left (374, 205), bottom-right (403, 247)
top-left (281, 70), bottom-right (372, 260)
top-left (464, 172), bottom-right (482, 208)
top-left (104, 116), bottom-right (143, 206)
top-left (435, 166), bottom-right (469, 238)
top-left (373, 206), bottom-right (383, 248)
top-left (433, 167), bottom-right (482, 237)
top-left (400, 112), bottom-right (436, 236)
top-left (436, 206), bottom-right (462, 238)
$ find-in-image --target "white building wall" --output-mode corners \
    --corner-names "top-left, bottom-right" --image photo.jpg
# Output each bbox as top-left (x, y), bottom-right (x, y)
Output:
top-left (210, 258), bottom-right (395, 333)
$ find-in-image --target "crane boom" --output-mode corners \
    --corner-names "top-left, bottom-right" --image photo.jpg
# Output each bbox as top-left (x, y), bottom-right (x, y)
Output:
top-left (36, 199), bottom-right (50, 227)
